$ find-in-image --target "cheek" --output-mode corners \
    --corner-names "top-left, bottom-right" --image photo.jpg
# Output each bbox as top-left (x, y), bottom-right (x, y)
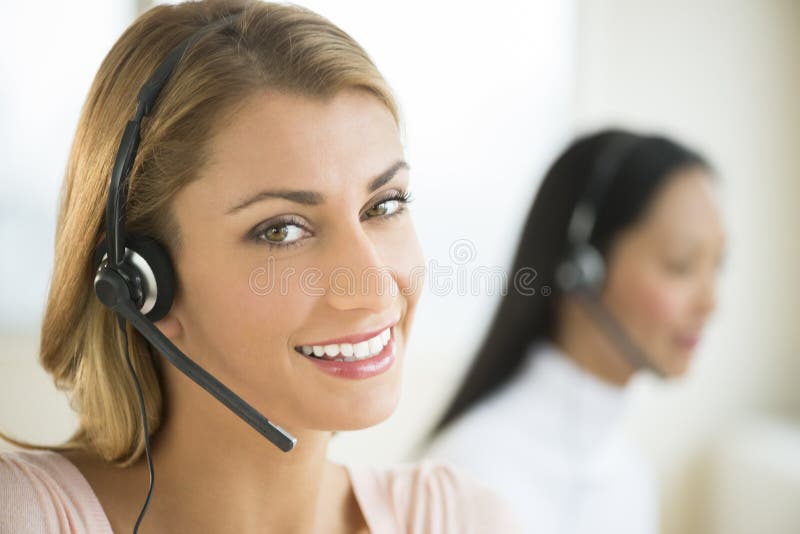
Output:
top-left (640, 277), bottom-right (684, 327)
top-left (374, 218), bottom-right (426, 303)
top-left (370, 214), bottom-right (425, 313)
top-left (393, 224), bottom-right (425, 342)
top-left (179, 244), bottom-right (317, 368)
top-left (606, 266), bottom-right (686, 337)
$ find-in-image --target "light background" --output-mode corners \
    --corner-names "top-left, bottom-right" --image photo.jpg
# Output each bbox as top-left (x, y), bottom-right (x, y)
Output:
top-left (1, 2), bottom-right (798, 533)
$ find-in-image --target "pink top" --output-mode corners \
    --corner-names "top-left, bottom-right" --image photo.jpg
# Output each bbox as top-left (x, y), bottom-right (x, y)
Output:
top-left (1, 449), bottom-right (522, 533)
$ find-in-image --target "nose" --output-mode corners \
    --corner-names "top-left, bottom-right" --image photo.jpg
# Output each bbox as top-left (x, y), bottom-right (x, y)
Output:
top-left (323, 225), bottom-right (398, 313)
top-left (695, 270), bottom-right (718, 320)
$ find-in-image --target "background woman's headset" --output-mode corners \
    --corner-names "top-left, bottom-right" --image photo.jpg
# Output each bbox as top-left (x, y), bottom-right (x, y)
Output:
top-left (555, 133), bottom-right (664, 377)
top-left (91, 12), bottom-right (295, 533)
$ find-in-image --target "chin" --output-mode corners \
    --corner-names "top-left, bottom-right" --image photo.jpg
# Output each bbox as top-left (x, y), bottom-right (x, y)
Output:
top-left (317, 403), bottom-right (399, 431)
top-left (306, 381), bottom-right (402, 431)
top-left (658, 349), bottom-right (694, 378)
top-left (334, 409), bottom-right (396, 431)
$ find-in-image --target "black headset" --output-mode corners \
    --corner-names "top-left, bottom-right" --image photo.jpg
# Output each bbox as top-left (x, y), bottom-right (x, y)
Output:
top-left (554, 133), bottom-right (664, 376)
top-left (91, 12), bottom-right (296, 532)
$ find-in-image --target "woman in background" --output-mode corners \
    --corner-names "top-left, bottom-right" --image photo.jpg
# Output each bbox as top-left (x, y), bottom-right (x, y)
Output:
top-left (424, 129), bottom-right (727, 534)
top-left (0, 1), bottom-right (521, 532)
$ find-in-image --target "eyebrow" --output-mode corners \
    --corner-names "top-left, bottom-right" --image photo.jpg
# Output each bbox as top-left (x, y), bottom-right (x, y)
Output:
top-left (225, 160), bottom-right (409, 215)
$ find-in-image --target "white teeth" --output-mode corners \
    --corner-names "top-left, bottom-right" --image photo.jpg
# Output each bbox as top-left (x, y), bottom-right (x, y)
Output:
top-left (353, 341), bottom-right (370, 358)
top-left (368, 337), bottom-right (382, 356)
top-left (298, 327), bottom-right (393, 361)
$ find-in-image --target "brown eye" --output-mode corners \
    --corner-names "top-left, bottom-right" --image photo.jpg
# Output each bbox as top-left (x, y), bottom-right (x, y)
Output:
top-left (251, 220), bottom-right (309, 247)
top-left (264, 226), bottom-right (289, 242)
top-left (365, 199), bottom-right (398, 218)
top-left (362, 190), bottom-right (414, 221)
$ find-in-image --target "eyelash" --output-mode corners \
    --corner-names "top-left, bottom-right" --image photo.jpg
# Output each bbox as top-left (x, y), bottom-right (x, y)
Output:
top-left (248, 189), bottom-right (414, 250)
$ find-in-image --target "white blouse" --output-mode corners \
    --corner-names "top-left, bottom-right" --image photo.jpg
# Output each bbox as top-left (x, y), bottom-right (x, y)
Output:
top-left (423, 340), bottom-right (657, 534)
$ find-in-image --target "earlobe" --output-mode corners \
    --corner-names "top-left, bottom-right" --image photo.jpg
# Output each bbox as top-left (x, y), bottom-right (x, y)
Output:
top-left (155, 313), bottom-right (183, 341)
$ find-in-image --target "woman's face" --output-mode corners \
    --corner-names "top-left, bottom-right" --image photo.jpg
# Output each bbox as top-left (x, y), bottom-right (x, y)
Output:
top-left (161, 89), bottom-right (424, 432)
top-left (602, 166), bottom-right (726, 377)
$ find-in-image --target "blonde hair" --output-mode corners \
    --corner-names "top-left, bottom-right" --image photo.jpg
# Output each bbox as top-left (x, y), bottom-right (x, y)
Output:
top-left (0, 0), bottom-right (397, 466)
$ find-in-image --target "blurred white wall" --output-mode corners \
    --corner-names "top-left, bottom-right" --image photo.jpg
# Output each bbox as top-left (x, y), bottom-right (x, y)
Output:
top-left (0, 1), bottom-right (134, 331)
top-left (573, 1), bottom-right (800, 533)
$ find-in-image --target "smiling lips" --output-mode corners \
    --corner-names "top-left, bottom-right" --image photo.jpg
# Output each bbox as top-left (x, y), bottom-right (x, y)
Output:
top-left (675, 334), bottom-right (700, 351)
top-left (295, 327), bottom-right (393, 362)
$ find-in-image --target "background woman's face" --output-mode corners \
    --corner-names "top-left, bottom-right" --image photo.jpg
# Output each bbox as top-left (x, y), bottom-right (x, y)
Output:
top-left (602, 167), bottom-right (726, 377)
top-left (163, 89), bottom-right (424, 433)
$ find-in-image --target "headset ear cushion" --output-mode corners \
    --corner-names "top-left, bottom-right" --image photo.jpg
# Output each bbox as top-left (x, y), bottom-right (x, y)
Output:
top-left (128, 235), bottom-right (175, 322)
top-left (556, 245), bottom-right (606, 293)
top-left (92, 234), bottom-right (176, 322)
top-left (574, 244), bottom-right (606, 291)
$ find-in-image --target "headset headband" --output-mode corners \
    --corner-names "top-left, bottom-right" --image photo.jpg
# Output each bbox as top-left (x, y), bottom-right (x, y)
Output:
top-left (105, 13), bottom-right (241, 268)
top-left (565, 134), bottom-right (641, 250)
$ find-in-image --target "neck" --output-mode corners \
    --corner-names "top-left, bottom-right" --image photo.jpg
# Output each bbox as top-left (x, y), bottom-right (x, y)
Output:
top-left (553, 297), bottom-right (637, 387)
top-left (136, 363), bottom-right (357, 533)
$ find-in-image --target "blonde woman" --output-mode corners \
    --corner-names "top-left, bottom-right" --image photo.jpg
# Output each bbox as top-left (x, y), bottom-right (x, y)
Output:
top-left (0, 2), bottom-right (521, 532)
